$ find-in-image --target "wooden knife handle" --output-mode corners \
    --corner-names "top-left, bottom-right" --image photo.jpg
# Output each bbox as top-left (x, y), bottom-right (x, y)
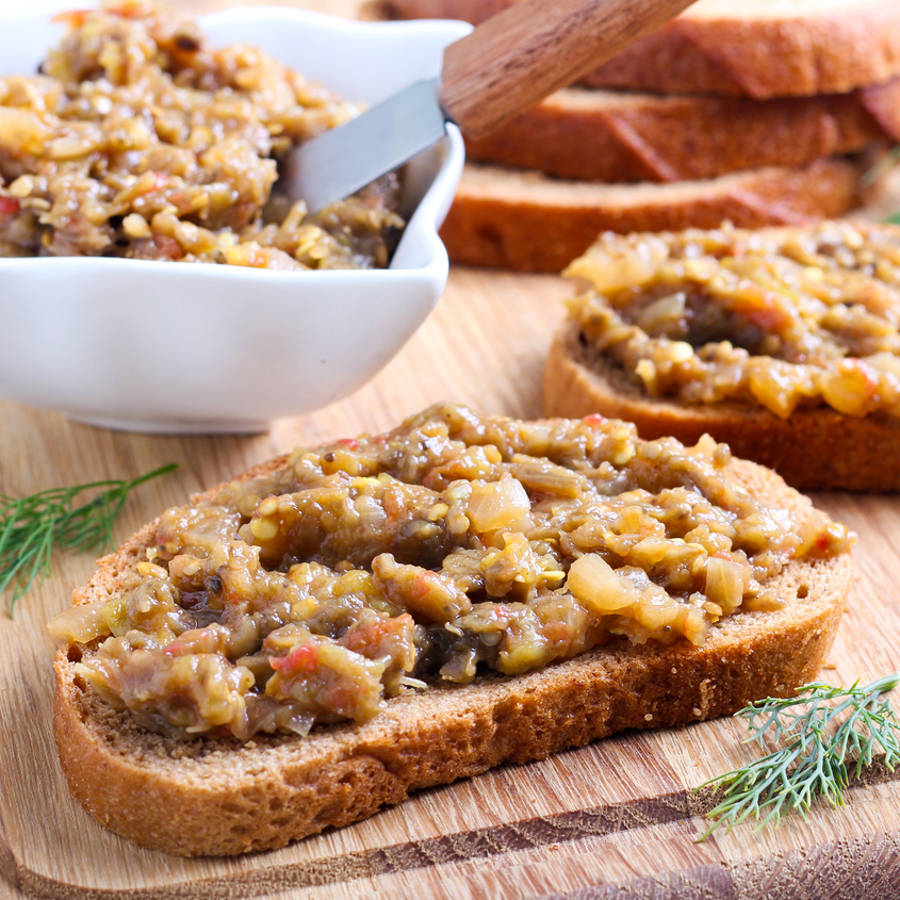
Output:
top-left (440, 0), bottom-right (696, 139)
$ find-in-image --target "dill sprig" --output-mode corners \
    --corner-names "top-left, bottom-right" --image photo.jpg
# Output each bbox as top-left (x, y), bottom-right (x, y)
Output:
top-left (861, 145), bottom-right (900, 189)
top-left (862, 145), bottom-right (900, 223)
top-left (0, 463), bottom-right (177, 615)
top-left (700, 674), bottom-right (900, 838)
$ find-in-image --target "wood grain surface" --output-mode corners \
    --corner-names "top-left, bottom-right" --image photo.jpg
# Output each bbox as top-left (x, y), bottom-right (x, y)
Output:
top-left (2, 1), bottom-right (900, 898)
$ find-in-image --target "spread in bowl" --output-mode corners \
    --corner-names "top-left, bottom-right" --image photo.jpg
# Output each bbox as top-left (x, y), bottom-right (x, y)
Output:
top-left (0, 1), bottom-right (403, 269)
top-left (0, 7), bottom-right (466, 431)
top-left (50, 404), bottom-right (852, 741)
top-left (565, 222), bottom-right (900, 418)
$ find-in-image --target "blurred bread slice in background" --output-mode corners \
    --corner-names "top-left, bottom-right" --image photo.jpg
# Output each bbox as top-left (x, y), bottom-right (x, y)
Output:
top-left (440, 158), bottom-right (864, 272)
top-left (383, 0), bottom-right (900, 98)
top-left (382, 0), bottom-right (900, 270)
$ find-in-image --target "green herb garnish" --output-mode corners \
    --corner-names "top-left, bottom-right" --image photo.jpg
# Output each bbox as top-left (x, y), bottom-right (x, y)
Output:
top-left (0, 463), bottom-right (177, 614)
top-left (861, 145), bottom-right (900, 189)
top-left (700, 674), bottom-right (900, 838)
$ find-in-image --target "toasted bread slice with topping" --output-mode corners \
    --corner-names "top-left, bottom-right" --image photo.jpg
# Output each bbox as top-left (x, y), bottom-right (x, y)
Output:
top-left (53, 408), bottom-right (853, 855)
top-left (543, 222), bottom-right (900, 490)
top-left (544, 321), bottom-right (900, 491)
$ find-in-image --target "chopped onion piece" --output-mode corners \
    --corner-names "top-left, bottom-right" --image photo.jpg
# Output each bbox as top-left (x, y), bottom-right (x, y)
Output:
top-left (566, 553), bottom-right (639, 613)
top-left (819, 360), bottom-right (876, 417)
top-left (47, 599), bottom-right (112, 645)
top-left (467, 477), bottom-right (531, 533)
top-left (704, 557), bottom-right (746, 615)
top-left (635, 291), bottom-right (686, 335)
top-left (510, 454), bottom-right (583, 498)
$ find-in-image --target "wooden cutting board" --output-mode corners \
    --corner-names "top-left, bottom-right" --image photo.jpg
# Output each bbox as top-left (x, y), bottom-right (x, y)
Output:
top-left (3, 2), bottom-right (900, 898)
top-left (4, 267), bottom-right (900, 899)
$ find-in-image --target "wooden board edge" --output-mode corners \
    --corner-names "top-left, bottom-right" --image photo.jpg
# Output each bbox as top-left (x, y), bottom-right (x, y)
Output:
top-left (10, 762), bottom-right (900, 898)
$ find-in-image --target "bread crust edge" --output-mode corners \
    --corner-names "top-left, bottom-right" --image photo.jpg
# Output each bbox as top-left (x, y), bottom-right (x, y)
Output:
top-left (439, 159), bottom-right (861, 273)
top-left (464, 82), bottom-right (900, 184)
top-left (543, 322), bottom-right (900, 492)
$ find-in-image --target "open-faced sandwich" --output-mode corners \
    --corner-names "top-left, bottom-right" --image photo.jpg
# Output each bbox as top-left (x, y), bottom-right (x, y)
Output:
top-left (544, 222), bottom-right (900, 491)
top-left (50, 404), bottom-right (853, 855)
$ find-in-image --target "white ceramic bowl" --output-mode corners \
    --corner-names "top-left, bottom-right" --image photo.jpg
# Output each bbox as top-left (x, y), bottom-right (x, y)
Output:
top-left (0, 7), bottom-right (468, 432)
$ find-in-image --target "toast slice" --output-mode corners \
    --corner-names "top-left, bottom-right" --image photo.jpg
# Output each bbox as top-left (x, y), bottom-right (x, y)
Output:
top-left (52, 409), bottom-right (853, 856)
top-left (382, 0), bottom-right (900, 98)
top-left (439, 158), bottom-right (862, 272)
top-left (542, 223), bottom-right (900, 491)
top-left (544, 322), bottom-right (900, 491)
top-left (465, 81), bottom-right (900, 183)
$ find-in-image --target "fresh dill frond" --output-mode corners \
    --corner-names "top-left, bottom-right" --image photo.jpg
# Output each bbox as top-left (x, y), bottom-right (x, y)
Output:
top-left (700, 674), bottom-right (900, 838)
top-left (861, 145), bottom-right (900, 189)
top-left (0, 463), bottom-right (177, 615)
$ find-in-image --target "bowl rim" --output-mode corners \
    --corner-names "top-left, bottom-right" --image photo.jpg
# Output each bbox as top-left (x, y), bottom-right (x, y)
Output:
top-left (0, 5), bottom-right (470, 280)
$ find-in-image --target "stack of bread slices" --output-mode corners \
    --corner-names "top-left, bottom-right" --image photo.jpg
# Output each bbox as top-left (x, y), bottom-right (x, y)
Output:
top-left (385, 0), bottom-right (900, 271)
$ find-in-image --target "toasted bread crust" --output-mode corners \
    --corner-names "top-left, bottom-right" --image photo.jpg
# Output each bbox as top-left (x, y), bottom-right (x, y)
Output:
top-left (383, 0), bottom-right (900, 98)
top-left (464, 82), bottom-right (900, 184)
top-left (54, 441), bottom-right (852, 856)
top-left (544, 322), bottom-right (900, 492)
top-left (439, 159), bottom-right (861, 272)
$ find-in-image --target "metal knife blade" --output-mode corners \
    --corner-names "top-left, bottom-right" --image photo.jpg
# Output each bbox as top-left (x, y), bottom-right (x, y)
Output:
top-left (281, 78), bottom-right (447, 214)
top-left (283, 0), bottom-right (699, 214)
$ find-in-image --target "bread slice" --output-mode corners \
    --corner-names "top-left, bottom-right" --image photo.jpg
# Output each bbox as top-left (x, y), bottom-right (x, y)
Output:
top-left (382, 0), bottom-right (900, 98)
top-left (53, 426), bottom-right (853, 856)
top-left (439, 158), bottom-right (862, 272)
top-left (543, 322), bottom-right (900, 492)
top-left (464, 81), bottom-right (900, 183)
